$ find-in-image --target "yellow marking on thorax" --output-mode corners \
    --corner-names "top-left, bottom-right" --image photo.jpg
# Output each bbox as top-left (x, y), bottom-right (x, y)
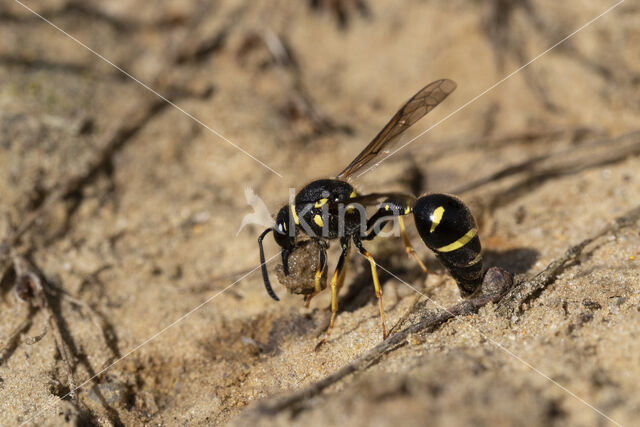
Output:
top-left (314, 214), bottom-right (324, 227)
top-left (430, 206), bottom-right (445, 233)
top-left (291, 204), bottom-right (300, 225)
top-left (345, 189), bottom-right (357, 213)
top-left (404, 206), bottom-right (411, 215)
top-left (384, 205), bottom-right (390, 211)
top-left (437, 228), bottom-right (477, 252)
top-left (314, 198), bottom-right (328, 208)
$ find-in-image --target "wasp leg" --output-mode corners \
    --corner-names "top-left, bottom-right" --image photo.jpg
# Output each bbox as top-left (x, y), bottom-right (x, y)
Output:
top-left (364, 194), bottom-right (416, 240)
top-left (305, 244), bottom-right (327, 308)
top-left (315, 238), bottom-right (349, 350)
top-left (336, 244), bottom-right (351, 294)
top-left (398, 216), bottom-right (428, 273)
top-left (281, 248), bottom-right (291, 275)
top-left (363, 196), bottom-right (427, 273)
top-left (303, 264), bottom-right (324, 308)
top-left (353, 235), bottom-right (387, 340)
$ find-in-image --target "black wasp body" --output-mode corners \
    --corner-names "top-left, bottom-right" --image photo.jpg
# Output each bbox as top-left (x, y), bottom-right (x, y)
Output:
top-left (292, 179), bottom-right (359, 240)
top-left (413, 194), bottom-right (482, 296)
top-left (257, 79), bottom-right (486, 346)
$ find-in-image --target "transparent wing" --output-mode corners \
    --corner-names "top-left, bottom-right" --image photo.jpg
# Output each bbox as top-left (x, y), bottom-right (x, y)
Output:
top-left (337, 79), bottom-right (456, 179)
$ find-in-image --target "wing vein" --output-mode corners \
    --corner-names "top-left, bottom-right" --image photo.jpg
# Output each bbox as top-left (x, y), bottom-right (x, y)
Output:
top-left (337, 79), bottom-right (456, 179)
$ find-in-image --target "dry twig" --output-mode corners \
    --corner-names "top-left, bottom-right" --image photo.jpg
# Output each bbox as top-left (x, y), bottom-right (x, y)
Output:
top-left (253, 203), bottom-right (640, 415)
top-left (256, 268), bottom-right (513, 415)
top-left (0, 306), bottom-right (36, 365)
top-left (497, 204), bottom-right (640, 318)
top-left (9, 255), bottom-right (78, 399)
top-left (454, 130), bottom-right (640, 197)
top-left (0, 83), bottom-right (212, 279)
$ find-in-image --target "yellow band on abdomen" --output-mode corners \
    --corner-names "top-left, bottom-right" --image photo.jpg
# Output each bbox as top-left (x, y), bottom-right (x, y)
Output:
top-left (437, 228), bottom-right (477, 252)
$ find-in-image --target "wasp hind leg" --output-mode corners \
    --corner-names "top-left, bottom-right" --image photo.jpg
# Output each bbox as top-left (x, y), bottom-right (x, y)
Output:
top-left (398, 216), bottom-right (428, 273)
top-left (365, 195), bottom-right (427, 273)
top-left (315, 238), bottom-right (350, 351)
top-left (353, 235), bottom-right (387, 340)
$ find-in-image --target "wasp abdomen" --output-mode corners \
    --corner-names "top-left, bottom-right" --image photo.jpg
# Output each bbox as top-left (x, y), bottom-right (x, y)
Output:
top-left (413, 193), bottom-right (483, 296)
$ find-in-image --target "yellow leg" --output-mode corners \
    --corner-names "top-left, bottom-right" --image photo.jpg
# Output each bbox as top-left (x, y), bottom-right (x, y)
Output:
top-left (304, 264), bottom-right (325, 308)
top-left (336, 248), bottom-right (350, 294)
top-left (315, 267), bottom-right (342, 350)
top-left (305, 245), bottom-right (328, 307)
top-left (315, 242), bottom-right (349, 350)
top-left (399, 216), bottom-right (428, 273)
top-left (360, 249), bottom-right (387, 340)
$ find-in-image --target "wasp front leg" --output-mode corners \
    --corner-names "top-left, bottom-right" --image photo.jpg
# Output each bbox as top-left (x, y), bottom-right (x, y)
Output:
top-left (304, 242), bottom-right (328, 308)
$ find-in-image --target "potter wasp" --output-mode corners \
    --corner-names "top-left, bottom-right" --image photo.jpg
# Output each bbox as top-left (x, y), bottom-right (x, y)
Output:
top-left (258, 79), bottom-right (484, 345)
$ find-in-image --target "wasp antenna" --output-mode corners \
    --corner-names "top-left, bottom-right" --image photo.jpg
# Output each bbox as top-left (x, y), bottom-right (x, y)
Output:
top-left (258, 228), bottom-right (280, 301)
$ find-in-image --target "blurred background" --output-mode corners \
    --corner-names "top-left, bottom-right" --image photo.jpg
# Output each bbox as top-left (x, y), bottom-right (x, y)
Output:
top-left (1, 0), bottom-right (639, 425)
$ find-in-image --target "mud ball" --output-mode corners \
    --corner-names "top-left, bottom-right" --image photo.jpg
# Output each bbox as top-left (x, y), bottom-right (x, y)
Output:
top-left (480, 267), bottom-right (514, 296)
top-left (275, 240), bottom-right (327, 295)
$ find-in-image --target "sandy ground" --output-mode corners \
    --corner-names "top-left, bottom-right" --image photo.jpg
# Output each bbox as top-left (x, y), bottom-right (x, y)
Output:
top-left (1, 0), bottom-right (639, 425)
